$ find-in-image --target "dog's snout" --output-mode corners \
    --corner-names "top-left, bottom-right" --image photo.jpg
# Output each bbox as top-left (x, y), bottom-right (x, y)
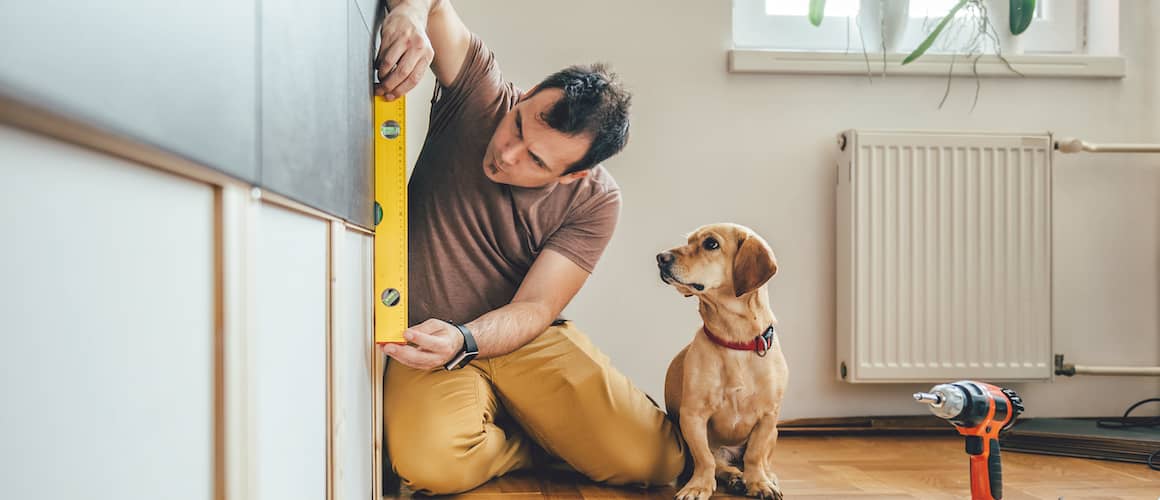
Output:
top-left (657, 251), bottom-right (675, 267)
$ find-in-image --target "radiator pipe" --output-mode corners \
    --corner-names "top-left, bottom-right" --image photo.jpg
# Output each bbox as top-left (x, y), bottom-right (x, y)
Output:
top-left (1055, 137), bottom-right (1160, 154)
top-left (1054, 354), bottom-right (1160, 377)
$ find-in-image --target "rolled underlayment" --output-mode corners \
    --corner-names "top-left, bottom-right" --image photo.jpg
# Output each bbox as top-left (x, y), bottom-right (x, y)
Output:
top-left (1000, 417), bottom-right (1160, 467)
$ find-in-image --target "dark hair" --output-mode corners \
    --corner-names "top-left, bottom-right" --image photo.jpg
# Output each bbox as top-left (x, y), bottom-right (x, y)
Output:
top-left (529, 63), bottom-right (632, 173)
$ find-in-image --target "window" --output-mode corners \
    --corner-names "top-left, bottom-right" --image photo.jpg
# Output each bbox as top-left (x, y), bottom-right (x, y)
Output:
top-left (734, 0), bottom-right (1081, 54)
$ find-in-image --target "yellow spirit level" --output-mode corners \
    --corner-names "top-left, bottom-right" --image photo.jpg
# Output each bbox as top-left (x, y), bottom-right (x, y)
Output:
top-left (373, 95), bottom-right (407, 344)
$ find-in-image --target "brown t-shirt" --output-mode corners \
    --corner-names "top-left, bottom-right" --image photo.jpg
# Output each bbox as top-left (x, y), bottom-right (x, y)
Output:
top-left (407, 34), bottom-right (622, 326)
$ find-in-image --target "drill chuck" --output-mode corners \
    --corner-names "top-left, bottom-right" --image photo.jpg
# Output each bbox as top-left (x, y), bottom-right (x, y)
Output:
top-left (913, 383), bottom-right (967, 420)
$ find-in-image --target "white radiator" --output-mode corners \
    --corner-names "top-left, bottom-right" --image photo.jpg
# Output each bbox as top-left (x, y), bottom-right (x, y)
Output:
top-left (836, 130), bottom-right (1054, 383)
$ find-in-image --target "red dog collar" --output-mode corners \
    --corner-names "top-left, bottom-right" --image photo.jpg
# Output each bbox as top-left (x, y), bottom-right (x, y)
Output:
top-left (702, 324), bottom-right (777, 357)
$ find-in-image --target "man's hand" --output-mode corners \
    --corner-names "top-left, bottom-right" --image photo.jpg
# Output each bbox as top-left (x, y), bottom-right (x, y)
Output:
top-left (375, 2), bottom-right (435, 100)
top-left (379, 318), bottom-right (464, 370)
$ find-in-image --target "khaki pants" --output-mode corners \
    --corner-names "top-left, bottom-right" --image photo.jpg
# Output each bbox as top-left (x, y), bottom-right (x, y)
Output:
top-left (383, 321), bottom-right (687, 495)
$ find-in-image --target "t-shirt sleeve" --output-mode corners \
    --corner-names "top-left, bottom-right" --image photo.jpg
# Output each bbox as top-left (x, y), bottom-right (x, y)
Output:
top-left (542, 187), bottom-right (622, 274)
top-left (427, 33), bottom-right (515, 137)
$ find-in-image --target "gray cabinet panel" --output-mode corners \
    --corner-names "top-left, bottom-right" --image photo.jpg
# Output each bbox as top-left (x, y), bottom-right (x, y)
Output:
top-left (0, 1), bottom-right (259, 181)
top-left (260, 0), bottom-right (350, 219)
top-left (347, 5), bottom-right (375, 228)
top-left (1, 0), bottom-right (377, 223)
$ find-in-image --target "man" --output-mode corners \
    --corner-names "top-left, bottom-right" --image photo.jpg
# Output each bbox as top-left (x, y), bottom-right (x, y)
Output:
top-left (374, 0), bottom-right (687, 495)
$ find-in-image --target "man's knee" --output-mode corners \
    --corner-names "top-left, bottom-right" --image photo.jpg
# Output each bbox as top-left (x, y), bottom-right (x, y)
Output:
top-left (387, 420), bottom-right (492, 495)
top-left (391, 446), bottom-right (491, 495)
top-left (383, 363), bottom-right (496, 493)
top-left (385, 403), bottom-right (512, 494)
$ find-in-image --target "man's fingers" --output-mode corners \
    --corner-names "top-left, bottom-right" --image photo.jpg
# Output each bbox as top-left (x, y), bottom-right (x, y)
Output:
top-left (412, 318), bottom-right (448, 334)
top-left (404, 327), bottom-right (448, 352)
top-left (382, 344), bottom-right (443, 370)
top-left (373, 43), bottom-right (395, 96)
top-left (380, 49), bottom-right (425, 99)
top-left (391, 55), bottom-right (431, 99)
top-left (376, 39), bottom-right (408, 82)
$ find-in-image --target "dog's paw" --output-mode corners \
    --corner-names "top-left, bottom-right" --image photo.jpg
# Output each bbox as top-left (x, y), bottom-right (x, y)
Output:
top-left (716, 464), bottom-right (746, 494)
top-left (744, 475), bottom-right (783, 500)
top-left (763, 468), bottom-right (781, 486)
top-left (675, 477), bottom-right (715, 500)
top-left (725, 473), bottom-right (746, 494)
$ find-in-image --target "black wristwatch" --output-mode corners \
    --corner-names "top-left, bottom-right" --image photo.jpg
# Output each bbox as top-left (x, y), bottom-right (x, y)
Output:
top-left (443, 321), bottom-right (479, 371)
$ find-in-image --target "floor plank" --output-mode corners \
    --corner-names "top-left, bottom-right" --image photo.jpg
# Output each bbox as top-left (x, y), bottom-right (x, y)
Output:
top-left (385, 435), bottom-right (1160, 499)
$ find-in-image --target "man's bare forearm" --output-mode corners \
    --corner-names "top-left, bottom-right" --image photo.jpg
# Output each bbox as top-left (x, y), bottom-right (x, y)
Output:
top-left (465, 301), bottom-right (556, 359)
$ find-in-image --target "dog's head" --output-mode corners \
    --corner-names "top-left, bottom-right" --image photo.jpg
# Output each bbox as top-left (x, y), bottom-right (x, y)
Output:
top-left (656, 223), bottom-right (777, 298)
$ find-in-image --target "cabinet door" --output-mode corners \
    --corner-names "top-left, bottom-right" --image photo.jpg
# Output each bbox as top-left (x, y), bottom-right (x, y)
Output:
top-left (252, 204), bottom-right (329, 500)
top-left (333, 228), bottom-right (376, 500)
top-left (0, 126), bottom-right (216, 500)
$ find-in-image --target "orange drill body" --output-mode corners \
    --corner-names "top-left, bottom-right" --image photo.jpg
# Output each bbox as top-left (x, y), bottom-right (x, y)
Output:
top-left (914, 381), bottom-right (1024, 500)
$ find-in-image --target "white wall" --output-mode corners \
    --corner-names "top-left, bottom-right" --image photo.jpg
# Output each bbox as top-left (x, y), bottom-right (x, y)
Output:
top-left (408, 0), bottom-right (1160, 418)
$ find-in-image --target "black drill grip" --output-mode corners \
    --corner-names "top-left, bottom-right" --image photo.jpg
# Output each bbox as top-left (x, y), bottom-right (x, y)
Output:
top-left (967, 436), bottom-right (1003, 499)
top-left (988, 438), bottom-right (1003, 499)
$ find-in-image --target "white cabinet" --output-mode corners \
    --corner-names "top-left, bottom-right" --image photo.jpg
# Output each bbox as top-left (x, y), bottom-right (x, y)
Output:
top-left (0, 126), bottom-right (216, 500)
top-left (0, 124), bottom-right (381, 500)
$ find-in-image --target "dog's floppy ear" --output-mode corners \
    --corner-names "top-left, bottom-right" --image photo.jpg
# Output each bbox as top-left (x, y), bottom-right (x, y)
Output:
top-left (732, 233), bottom-right (777, 297)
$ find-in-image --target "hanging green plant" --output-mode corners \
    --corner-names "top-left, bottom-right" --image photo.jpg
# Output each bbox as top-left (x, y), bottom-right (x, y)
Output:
top-left (808, 0), bottom-right (826, 27)
top-left (802, 0), bottom-right (1035, 109)
top-left (904, 0), bottom-right (1036, 64)
top-left (902, 0), bottom-right (969, 64)
top-left (1010, 0), bottom-right (1036, 35)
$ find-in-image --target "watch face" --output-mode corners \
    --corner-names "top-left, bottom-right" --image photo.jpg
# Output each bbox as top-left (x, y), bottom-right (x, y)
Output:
top-left (445, 352), bottom-right (468, 370)
top-left (458, 351), bottom-right (478, 367)
top-left (447, 352), bottom-right (475, 371)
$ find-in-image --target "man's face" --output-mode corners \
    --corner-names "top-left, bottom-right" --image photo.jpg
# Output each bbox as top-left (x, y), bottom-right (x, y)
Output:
top-left (482, 88), bottom-right (593, 188)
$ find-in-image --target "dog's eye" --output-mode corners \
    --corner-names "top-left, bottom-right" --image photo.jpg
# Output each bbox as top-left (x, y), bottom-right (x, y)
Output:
top-left (702, 238), bottom-right (720, 251)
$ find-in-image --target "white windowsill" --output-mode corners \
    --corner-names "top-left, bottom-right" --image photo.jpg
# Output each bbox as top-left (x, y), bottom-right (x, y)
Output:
top-left (728, 50), bottom-right (1126, 79)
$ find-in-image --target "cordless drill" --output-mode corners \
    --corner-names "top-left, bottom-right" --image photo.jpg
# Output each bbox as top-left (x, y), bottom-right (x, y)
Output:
top-left (914, 381), bottom-right (1024, 500)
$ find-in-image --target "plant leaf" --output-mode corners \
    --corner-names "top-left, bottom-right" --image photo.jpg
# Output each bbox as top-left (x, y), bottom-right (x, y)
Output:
top-left (902, 0), bottom-right (969, 65)
top-left (809, 0), bottom-right (826, 27)
top-left (1010, 0), bottom-right (1036, 35)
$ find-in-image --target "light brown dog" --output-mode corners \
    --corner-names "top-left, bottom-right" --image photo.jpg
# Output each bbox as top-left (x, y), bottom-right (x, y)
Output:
top-left (658, 223), bottom-right (788, 500)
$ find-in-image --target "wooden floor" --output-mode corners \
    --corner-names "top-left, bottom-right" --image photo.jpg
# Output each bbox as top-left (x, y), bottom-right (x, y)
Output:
top-left (386, 435), bottom-right (1160, 499)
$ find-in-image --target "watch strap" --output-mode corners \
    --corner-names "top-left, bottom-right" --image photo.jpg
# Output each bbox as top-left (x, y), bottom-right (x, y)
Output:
top-left (443, 321), bottom-right (479, 370)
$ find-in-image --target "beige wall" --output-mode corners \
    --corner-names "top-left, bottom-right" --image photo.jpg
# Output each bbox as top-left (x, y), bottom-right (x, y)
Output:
top-left (407, 1), bottom-right (1160, 418)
